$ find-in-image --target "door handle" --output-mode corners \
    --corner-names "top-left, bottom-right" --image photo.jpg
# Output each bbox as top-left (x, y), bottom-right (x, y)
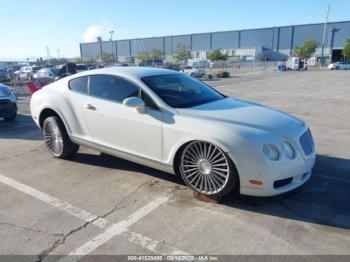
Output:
top-left (84, 104), bottom-right (97, 111)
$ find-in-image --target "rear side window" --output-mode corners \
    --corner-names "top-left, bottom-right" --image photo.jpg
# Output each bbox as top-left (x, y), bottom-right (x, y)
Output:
top-left (89, 75), bottom-right (139, 103)
top-left (69, 77), bottom-right (88, 94)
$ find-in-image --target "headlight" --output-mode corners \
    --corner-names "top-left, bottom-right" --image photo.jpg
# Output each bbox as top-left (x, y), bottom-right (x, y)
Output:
top-left (0, 87), bottom-right (10, 95)
top-left (263, 144), bottom-right (280, 161)
top-left (282, 142), bottom-right (296, 159)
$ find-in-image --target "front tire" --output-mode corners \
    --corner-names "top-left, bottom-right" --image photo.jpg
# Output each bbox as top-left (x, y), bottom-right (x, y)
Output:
top-left (179, 141), bottom-right (238, 198)
top-left (43, 116), bottom-right (79, 159)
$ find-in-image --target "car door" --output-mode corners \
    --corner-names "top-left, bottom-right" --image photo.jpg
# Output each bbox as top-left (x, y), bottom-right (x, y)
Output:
top-left (82, 75), bottom-right (162, 162)
top-left (67, 76), bottom-right (92, 141)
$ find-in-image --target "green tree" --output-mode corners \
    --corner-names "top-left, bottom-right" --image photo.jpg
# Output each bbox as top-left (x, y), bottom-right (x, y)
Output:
top-left (174, 44), bottom-right (192, 63)
top-left (207, 48), bottom-right (228, 61)
top-left (136, 49), bottom-right (164, 61)
top-left (150, 49), bottom-right (164, 60)
top-left (100, 53), bottom-right (114, 64)
top-left (342, 39), bottom-right (350, 61)
top-left (293, 47), bottom-right (304, 57)
top-left (70, 57), bottom-right (83, 64)
top-left (293, 40), bottom-right (318, 59)
top-left (136, 52), bottom-right (151, 61)
top-left (84, 56), bottom-right (98, 64)
top-left (69, 56), bottom-right (97, 64)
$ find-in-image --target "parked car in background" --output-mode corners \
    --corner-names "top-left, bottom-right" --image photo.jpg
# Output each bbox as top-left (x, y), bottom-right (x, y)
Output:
top-left (16, 66), bottom-right (42, 81)
top-left (16, 66), bottom-right (33, 80)
top-left (33, 68), bottom-right (61, 83)
top-left (0, 68), bottom-right (11, 82)
top-left (6, 65), bottom-right (21, 78)
top-left (164, 63), bottom-right (180, 71)
top-left (32, 66), bottom-right (43, 74)
top-left (33, 63), bottom-right (77, 83)
top-left (180, 65), bottom-right (205, 78)
top-left (190, 60), bottom-right (210, 68)
top-left (110, 63), bottom-right (129, 67)
top-left (30, 67), bottom-right (315, 198)
top-left (328, 62), bottom-right (350, 70)
top-left (76, 64), bottom-right (88, 73)
top-left (138, 59), bottom-right (164, 68)
top-left (86, 64), bottom-right (97, 70)
top-left (56, 63), bottom-right (77, 77)
top-left (0, 83), bottom-right (17, 121)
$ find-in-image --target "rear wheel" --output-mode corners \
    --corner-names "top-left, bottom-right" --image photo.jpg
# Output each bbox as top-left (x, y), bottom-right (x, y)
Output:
top-left (43, 116), bottom-right (79, 158)
top-left (179, 141), bottom-right (238, 198)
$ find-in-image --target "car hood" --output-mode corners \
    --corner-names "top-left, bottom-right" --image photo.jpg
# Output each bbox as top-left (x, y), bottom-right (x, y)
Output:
top-left (177, 97), bottom-right (305, 138)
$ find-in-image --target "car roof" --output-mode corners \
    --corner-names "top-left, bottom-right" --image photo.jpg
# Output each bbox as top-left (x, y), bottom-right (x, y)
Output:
top-left (73, 66), bottom-right (179, 80)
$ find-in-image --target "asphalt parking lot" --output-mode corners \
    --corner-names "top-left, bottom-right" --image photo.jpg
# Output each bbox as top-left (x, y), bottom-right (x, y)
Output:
top-left (0, 70), bottom-right (349, 261)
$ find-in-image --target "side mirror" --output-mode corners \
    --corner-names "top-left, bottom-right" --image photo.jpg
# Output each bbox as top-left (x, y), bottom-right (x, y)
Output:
top-left (123, 97), bottom-right (145, 113)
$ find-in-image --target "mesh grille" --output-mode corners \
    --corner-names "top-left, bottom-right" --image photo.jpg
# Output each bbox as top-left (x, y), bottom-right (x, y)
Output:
top-left (300, 129), bottom-right (314, 155)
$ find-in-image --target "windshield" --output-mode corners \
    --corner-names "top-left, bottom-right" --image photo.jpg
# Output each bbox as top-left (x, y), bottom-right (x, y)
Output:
top-left (142, 74), bottom-right (225, 108)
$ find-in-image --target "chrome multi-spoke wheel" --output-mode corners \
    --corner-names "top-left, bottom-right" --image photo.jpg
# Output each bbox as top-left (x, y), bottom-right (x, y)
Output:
top-left (43, 116), bottom-right (79, 159)
top-left (180, 141), bottom-right (232, 195)
top-left (44, 119), bottom-right (64, 156)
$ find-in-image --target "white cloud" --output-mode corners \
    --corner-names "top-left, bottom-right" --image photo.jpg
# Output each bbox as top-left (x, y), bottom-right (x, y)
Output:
top-left (83, 25), bottom-right (103, 43)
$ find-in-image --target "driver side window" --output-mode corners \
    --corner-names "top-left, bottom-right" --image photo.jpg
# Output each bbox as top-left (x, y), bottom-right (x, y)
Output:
top-left (140, 89), bottom-right (159, 110)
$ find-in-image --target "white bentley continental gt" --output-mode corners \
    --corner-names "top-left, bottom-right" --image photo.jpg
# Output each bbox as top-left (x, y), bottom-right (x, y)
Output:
top-left (30, 67), bottom-right (316, 197)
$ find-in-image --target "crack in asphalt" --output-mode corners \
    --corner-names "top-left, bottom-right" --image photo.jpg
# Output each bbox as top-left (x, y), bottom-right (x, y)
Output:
top-left (0, 222), bottom-right (65, 237)
top-left (35, 179), bottom-right (154, 261)
top-left (36, 219), bottom-right (98, 262)
top-left (99, 179), bottom-right (153, 220)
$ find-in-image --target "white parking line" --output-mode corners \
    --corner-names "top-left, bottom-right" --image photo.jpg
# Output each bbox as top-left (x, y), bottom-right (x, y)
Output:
top-left (122, 230), bottom-right (187, 255)
top-left (0, 173), bottom-right (188, 257)
top-left (0, 173), bottom-right (109, 228)
top-left (59, 194), bottom-right (172, 262)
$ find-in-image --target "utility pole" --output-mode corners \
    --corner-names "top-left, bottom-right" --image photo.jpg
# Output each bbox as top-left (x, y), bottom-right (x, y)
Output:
top-left (320, 3), bottom-right (331, 68)
top-left (46, 46), bottom-right (51, 61)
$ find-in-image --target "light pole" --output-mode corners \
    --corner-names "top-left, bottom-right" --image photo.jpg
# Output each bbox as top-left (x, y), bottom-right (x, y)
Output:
top-left (109, 30), bottom-right (114, 41)
top-left (320, 4), bottom-right (331, 68)
top-left (109, 30), bottom-right (116, 62)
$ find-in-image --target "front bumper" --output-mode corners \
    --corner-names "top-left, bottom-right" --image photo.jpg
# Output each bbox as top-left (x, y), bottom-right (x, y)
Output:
top-left (0, 100), bottom-right (17, 117)
top-left (230, 128), bottom-right (316, 197)
top-left (238, 153), bottom-right (315, 197)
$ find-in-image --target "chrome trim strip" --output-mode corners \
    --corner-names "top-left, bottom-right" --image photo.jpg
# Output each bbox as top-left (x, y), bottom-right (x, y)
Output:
top-left (70, 136), bottom-right (175, 175)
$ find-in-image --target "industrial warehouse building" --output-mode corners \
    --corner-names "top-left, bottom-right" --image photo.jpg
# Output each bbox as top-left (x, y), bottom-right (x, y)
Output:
top-left (80, 20), bottom-right (350, 63)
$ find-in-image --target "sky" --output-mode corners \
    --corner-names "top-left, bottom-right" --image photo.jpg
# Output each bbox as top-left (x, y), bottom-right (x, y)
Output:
top-left (0, 0), bottom-right (349, 60)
